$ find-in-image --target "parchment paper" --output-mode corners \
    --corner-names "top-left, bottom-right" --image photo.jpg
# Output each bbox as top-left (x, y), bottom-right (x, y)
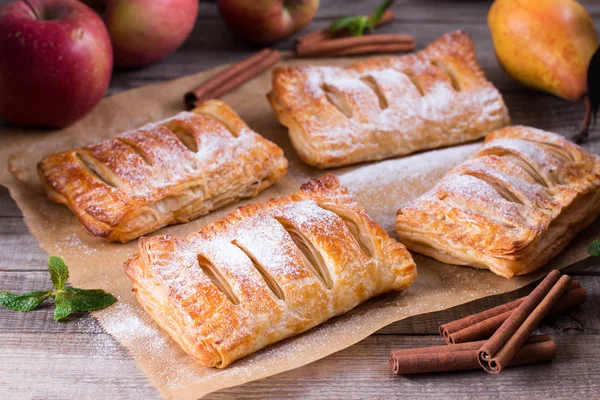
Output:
top-left (1, 56), bottom-right (598, 399)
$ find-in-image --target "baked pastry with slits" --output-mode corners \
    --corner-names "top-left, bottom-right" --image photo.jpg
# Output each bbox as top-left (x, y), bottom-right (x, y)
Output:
top-left (125, 174), bottom-right (417, 367)
top-left (268, 30), bottom-right (510, 169)
top-left (37, 100), bottom-right (288, 243)
top-left (396, 126), bottom-right (600, 279)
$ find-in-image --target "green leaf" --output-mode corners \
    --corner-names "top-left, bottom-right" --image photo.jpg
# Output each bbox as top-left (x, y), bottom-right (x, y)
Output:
top-left (348, 16), bottom-right (369, 36)
top-left (48, 256), bottom-right (69, 291)
top-left (0, 256), bottom-right (117, 321)
top-left (53, 287), bottom-right (117, 321)
top-left (328, 0), bottom-right (394, 37)
top-left (0, 291), bottom-right (51, 312)
top-left (369, 0), bottom-right (394, 28)
top-left (589, 239), bottom-right (600, 257)
top-left (329, 16), bottom-right (360, 34)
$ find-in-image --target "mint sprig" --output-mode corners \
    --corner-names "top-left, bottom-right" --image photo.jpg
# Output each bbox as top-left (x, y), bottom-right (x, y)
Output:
top-left (0, 257), bottom-right (116, 321)
top-left (0, 291), bottom-right (51, 311)
top-left (589, 240), bottom-right (600, 257)
top-left (329, 0), bottom-right (393, 37)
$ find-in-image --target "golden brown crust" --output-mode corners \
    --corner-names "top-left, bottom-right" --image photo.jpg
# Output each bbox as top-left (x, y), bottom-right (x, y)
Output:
top-left (396, 126), bottom-right (600, 278)
top-left (268, 31), bottom-right (510, 169)
top-left (37, 100), bottom-right (288, 243)
top-left (124, 174), bottom-right (417, 367)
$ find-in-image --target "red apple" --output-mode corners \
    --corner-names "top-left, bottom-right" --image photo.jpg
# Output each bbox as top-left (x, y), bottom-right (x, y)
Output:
top-left (0, 0), bottom-right (113, 127)
top-left (104, 0), bottom-right (199, 68)
top-left (217, 0), bottom-right (320, 45)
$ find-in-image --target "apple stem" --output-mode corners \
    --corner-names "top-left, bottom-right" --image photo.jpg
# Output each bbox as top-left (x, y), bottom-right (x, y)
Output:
top-left (22, 0), bottom-right (41, 20)
top-left (572, 96), bottom-right (592, 144)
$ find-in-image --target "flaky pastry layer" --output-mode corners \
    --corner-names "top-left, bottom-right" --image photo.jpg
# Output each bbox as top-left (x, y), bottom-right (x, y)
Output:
top-left (396, 126), bottom-right (600, 278)
top-left (268, 30), bottom-right (510, 169)
top-left (37, 100), bottom-right (288, 242)
top-left (125, 174), bottom-right (417, 367)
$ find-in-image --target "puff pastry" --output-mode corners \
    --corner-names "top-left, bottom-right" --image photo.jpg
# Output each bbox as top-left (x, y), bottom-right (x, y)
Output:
top-left (396, 126), bottom-right (600, 278)
top-left (268, 31), bottom-right (510, 169)
top-left (124, 174), bottom-right (417, 367)
top-left (37, 100), bottom-right (288, 243)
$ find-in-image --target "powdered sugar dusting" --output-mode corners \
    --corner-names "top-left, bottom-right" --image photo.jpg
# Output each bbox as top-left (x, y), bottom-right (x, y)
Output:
top-left (276, 40), bottom-right (510, 167)
top-left (99, 302), bottom-right (168, 357)
top-left (339, 143), bottom-right (479, 233)
top-left (480, 138), bottom-right (561, 174)
top-left (116, 114), bottom-right (273, 198)
top-left (234, 215), bottom-right (307, 279)
top-left (395, 127), bottom-right (600, 269)
top-left (134, 112), bottom-right (198, 133)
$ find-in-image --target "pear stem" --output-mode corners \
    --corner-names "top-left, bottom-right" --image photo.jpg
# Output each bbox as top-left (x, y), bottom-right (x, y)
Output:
top-left (572, 96), bottom-right (592, 144)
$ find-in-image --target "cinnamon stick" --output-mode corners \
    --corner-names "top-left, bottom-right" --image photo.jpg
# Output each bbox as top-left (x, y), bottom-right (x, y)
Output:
top-left (440, 280), bottom-right (585, 344)
top-left (296, 34), bottom-right (414, 58)
top-left (184, 49), bottom-right (280, 109)
top-left (296, 10), bottom-right (396, 45)
top-left (324, 42), bottom-right (415, 57)
top-left (478, 270), bottom-right (572, 374)
top-left (389, 334), bottom-right (555, 375)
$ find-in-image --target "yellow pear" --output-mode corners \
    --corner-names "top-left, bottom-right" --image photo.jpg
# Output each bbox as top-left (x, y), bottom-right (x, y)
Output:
top-left (489, 0), bottom-right (598, 101)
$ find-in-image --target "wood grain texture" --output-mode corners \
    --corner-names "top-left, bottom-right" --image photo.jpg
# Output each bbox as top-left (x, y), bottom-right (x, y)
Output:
top-left (378, 273), bottom-right (600, 335)
top-left (1, 0), bottom-right (600, 398)
top-left (0, 333), bottom-right (158, 400)
top-left (206, 334), bottom-right (600, 399)
top-left (0, 217), bottom-right (48, 271)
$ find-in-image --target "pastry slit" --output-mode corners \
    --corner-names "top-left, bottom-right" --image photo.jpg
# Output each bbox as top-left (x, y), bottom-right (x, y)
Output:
top-left (360, 76), bottom-right (389, 109)
top-left (273, 217), bottom-right (334, 289)
top-left (231, 240), bottom-right (285, 301)
top-left (431, 60), bottom-right (461, 91)
top-left (321, 84), bottom-right (354, 118)
top-left (197, 254), bottom-right (240, 305)
top-left (484, 149), bottom-right (551, 188)
top-left (162, 122), bottom-right (199, 152)
top-left (438, 193), bottom-right (516, 229)
top-left (74, 151), bottom-right (121, 188)
top-left (523, 140), bottom-right (575, 163)
top-left (316, 205), bottom-right (374, 257)
top-left (400, 70), bottom-right (425, 96)
top-left (461, 172), bottom-right (525, 205)
top-left (116, 137), bottom-right (153, 165)
top-left (194, 111), bottom-right (239, 138)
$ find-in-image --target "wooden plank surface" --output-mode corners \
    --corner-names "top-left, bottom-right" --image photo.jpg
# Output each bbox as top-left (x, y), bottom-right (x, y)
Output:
top-left (208, 335), bottom-right (600, 399)
top-left (1, 0), bottom-right (600, 399)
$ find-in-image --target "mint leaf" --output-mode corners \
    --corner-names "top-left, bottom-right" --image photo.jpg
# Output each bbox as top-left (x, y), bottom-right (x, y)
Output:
top-left (329, 16), bottom-right (359, 34)
top-left (589, 240), bottom-right (600, 257)
top-left (348, 16), bottom-right (369, 36)
top-left (330, 16), bottom-right (369, 37)
top-left (369, 0), bottom-right (393, 28)
top-left (329, 0), bottom-right (394, 36)
top-left (53, 287), bottom-right (117, 321)
top-left (0, 291), bottom-right (51, 312)
top-left (48, 256), bottom-right (69, 290)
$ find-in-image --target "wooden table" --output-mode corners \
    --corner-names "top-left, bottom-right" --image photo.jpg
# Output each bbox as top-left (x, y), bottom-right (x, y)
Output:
top-left (1, 1), bottom-right (599, 398)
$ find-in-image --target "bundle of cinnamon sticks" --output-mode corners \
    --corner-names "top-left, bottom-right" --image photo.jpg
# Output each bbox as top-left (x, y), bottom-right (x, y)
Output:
top-left (389, 270), bottom-right (586, 375)
top-left (295, 10), bottom-right (415, 58)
